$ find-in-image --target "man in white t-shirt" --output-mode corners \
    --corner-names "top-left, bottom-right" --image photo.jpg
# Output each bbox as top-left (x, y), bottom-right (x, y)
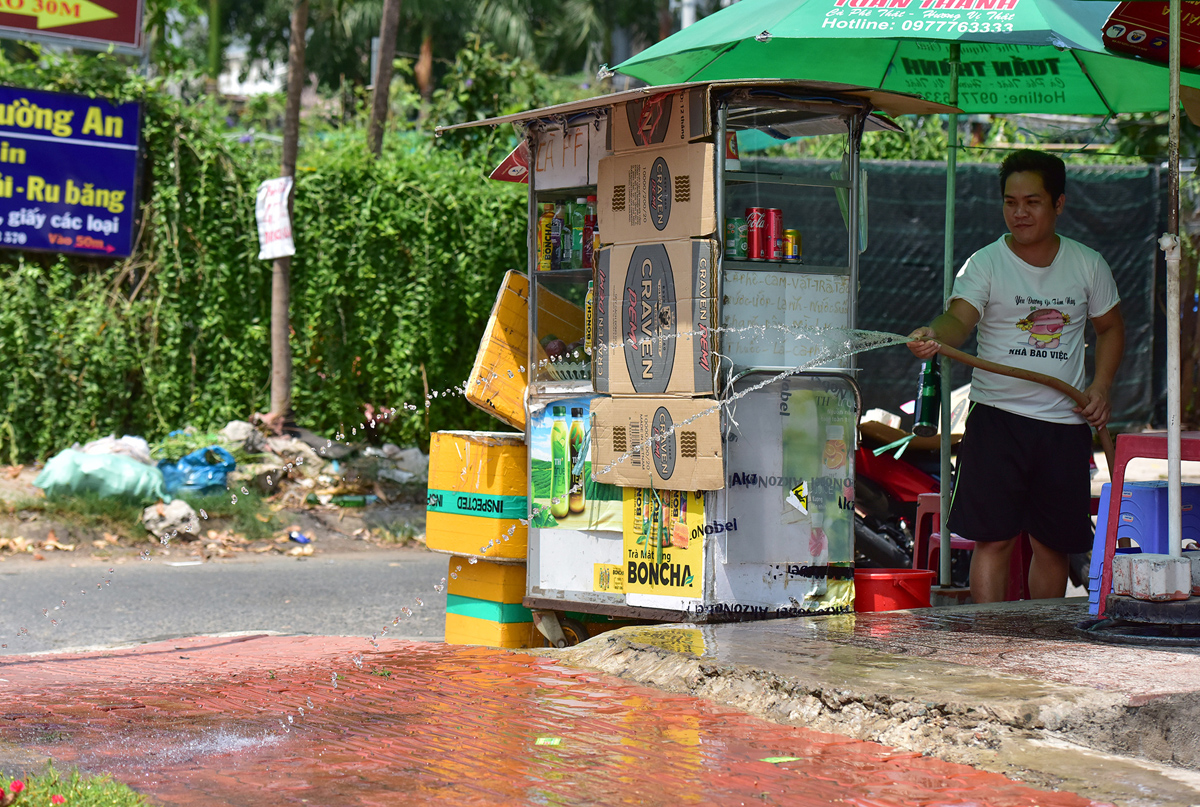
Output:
top-left (909, 150), bottom-right (1124, 603)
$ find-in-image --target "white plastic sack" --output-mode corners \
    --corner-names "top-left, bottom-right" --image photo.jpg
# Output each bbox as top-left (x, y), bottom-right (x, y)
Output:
top-left (80, 434), bottom-right (153, 466)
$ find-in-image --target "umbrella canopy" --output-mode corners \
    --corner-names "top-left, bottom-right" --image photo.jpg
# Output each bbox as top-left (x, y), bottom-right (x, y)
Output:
top-left (615, 0), bottom-right (1199, 115)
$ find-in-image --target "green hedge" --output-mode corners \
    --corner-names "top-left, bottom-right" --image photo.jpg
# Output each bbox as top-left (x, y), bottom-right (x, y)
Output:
top-left (0, 55), bottom-right (527, 463)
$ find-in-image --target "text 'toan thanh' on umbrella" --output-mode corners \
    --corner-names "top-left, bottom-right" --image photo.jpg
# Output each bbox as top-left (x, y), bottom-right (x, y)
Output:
top-left (612, 0), bottom-right (1200, 588)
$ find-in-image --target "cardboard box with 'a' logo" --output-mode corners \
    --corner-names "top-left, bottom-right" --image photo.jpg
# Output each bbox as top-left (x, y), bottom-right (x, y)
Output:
top-left (597, 142), bottom-right (716, 244)
top-left (589, 395), bottom-right (724, 491)
top-left (608, 87), bottom-right (711, 154)
top-left (594, 239), bottom-right (718, 396)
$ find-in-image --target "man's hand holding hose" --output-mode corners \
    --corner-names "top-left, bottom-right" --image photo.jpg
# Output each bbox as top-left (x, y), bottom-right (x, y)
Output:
top-left (905, 306), bottom-right (1118, 474)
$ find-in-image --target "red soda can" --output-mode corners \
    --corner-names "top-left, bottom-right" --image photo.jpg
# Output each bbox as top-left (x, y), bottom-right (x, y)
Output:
top-left (766, 209), bottom-right (784, 261)
top-left (745, 207), bottom-right (766, 260)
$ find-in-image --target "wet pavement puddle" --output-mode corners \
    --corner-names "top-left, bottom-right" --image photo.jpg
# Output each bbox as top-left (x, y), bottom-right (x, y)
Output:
top-left (0, 635), bottom-right (1111, 806)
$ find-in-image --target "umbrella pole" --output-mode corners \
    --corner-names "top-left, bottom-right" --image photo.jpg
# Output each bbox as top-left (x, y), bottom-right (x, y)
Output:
top-left (939, 43), bottom-right (961, 589)
top-left (1166, 0), bottom-right (1184, 559)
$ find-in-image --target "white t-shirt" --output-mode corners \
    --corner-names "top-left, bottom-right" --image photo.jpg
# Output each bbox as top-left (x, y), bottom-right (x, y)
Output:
top-left (949, 235), bottom-right (1120, 424)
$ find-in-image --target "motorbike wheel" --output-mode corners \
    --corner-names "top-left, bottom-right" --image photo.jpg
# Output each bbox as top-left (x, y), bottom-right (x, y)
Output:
top-left (854, 515), bottom-right (911, 569)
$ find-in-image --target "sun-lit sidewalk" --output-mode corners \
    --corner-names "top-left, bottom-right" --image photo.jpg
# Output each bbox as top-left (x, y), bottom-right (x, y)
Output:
top-left (0, 634), bottom-right (1110, 807)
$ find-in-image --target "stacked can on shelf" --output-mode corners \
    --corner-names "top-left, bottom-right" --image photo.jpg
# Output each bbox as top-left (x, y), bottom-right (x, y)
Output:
top-left (742, 207), bottom-right (801, 263)
top-left (746, 207), bottom-right (766, 260)
top-left (725, 217), bottom-right (747, 259)
top-left (784, 229), bottom-right (802, 262)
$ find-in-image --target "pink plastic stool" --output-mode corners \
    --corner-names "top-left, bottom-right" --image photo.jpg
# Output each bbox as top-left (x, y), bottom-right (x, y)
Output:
top-left (912, 492), bottom-right (1031, 601)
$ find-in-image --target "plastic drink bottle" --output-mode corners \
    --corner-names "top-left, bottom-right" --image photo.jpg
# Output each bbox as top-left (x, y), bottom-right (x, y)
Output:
top-left (550, 406), bottom-right (570, 518)
top-left (584, 280), bottom-right (594, 357)
top-left (912, 359), bottom-right (941, 437)
top-left (550, 203), bottom-right (565, 271)
top-left (537, 203), bottom-right (554, 272)
top-left (568, 408), bottom-right (586, 514)
top-left (571, 198), bottom-right (587, 270)
top-left (582, 195), bottom-right (597, 269)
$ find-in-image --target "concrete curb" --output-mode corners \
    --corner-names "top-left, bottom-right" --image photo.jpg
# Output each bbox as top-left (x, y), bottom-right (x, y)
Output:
top-left (557, 612), bottom-right (1200, 807)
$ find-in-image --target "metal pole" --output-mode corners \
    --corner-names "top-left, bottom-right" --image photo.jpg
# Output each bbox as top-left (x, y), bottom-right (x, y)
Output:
top-left (939, 43), bottom-right (960, 587)
top-left (848, 112), bottom-right (862, 333)
top-left (1167, 0), bottom-right (1183, 558)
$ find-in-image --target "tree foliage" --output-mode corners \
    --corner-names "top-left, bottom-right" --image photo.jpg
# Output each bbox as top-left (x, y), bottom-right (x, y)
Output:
top-left (0, 47), bottom-right (536, 463)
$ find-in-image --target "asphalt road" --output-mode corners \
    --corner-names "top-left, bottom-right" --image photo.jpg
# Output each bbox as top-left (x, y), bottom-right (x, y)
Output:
top-left (0, 548), bottom-right (449, 655)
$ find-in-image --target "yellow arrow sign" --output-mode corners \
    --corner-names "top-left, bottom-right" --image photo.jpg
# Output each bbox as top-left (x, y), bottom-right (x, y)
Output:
top-left (0, 0), bottom-right (118, 30)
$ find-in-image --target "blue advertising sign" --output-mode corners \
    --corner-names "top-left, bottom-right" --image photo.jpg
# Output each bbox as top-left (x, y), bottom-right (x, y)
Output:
top-left (0, 85), bottom-right (141, 257)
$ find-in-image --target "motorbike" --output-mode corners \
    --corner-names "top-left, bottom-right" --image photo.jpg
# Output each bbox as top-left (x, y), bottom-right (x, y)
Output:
top-left (853, 421), bottom-right (970, 582)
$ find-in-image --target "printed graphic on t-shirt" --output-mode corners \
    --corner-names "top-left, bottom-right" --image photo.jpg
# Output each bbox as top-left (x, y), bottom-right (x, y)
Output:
top-left (1017, 306), bottom-right (1070, 350)
top-left (1006, 295), bottom-right (1079, 361)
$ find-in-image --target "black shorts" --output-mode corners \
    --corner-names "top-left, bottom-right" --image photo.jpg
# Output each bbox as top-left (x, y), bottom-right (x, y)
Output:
top-left (947, 403), bottom-right (1093, 554)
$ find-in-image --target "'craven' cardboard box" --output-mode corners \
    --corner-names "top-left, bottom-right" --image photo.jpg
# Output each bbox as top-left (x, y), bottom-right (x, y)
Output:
top-left (608, 87), bottom-right (711, 154)
top-left (1103, 2), bottom-right (1200, 68)
top-left (594, 239), bottom-right (717, 396)
top-left (597, 142), bottom-right (716, 244)
top-left (590, 395), bottom-right (724, 491)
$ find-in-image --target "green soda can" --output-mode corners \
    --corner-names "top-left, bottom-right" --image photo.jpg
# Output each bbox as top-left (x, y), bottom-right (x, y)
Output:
top-left (725, 217), bottom-right (748, 259)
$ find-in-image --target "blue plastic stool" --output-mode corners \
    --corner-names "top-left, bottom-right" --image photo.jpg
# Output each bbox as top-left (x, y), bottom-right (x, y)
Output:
top-left (1112, 481), bottom-right (1200, 552)
top-left (1088, 481), bottom-right (1200, 614)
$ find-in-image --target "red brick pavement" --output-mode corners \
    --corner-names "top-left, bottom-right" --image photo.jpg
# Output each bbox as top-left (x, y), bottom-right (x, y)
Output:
top-left (0, 634), bottom-right (1113, 806)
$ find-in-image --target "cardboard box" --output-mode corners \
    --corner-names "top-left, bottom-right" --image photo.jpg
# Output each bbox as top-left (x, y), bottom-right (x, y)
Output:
top-left (1103, 3), bottom-right (1200, 69)
top-left (622, 487), bottom-right (705, 599)
top-left (444, 612), bottom-right (534, 648)
top-left (466, 271), bottom-right (586, 431)
top-left (443, 555), bottom-right (533, 647)
top-left (608, 87), bottom-right (710, 153)
top-left (446, 554), bottom-right (528, 603)
top-left (594, 239), bottom-right (717, 396)
top-left (531, 117), bottom-right (610, 190)
top-left (589, 396), bottom-right (724, 491)
top-left (426, 431), bottom-right (528, 560)
top-left (597, 143), bottom-right (716, 243)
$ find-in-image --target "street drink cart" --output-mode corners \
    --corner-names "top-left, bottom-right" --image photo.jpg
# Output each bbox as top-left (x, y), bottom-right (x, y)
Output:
top-left (438, 80), bottom-right (952, 646)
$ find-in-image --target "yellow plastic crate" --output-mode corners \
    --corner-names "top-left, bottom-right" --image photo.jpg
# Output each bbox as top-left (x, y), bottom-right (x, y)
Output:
top-left (444, 612), bottom-right (534, 649)
top-left (446, 555), bottom-right (527, 603)
top-left (466, 271), bottom-right (585, 431)
top-left (426, 431), bottom-right (528, 560)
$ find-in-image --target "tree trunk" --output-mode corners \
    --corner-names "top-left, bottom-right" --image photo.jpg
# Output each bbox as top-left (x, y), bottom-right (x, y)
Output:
top-left (415, 33), bottom-right (434, 101)
top-left (206, 0), bottom-right (221, 95)
top-left (269, 0), bottom-right (309, 422)
top-left (367, 0), bottom-right (402, 156)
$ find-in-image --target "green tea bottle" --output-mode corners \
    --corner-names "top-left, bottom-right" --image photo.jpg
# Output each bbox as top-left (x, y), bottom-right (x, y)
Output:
top-left (568, 407), bottom-right (586, 514)
top-left (550, 405), bottom-right (570, 518)
top-left (912, 359), bottom-right (941, 438)
top-left (571, 198), bottom-right (587, 270)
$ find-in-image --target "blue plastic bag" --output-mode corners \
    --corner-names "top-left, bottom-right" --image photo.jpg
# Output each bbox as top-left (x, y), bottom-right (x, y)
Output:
top-left (158, 446), bottom-right (236, 495)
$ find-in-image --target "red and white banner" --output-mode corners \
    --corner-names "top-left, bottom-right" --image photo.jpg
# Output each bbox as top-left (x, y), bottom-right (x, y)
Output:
top-left (255, 177), bottom-right (294, 261)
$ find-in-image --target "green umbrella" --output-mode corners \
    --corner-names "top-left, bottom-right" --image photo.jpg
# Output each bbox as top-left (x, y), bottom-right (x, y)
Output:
top-left (615, 0), bottom-right (1193, 588)
top-left (614, 0), bottom-right (1197, 115)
